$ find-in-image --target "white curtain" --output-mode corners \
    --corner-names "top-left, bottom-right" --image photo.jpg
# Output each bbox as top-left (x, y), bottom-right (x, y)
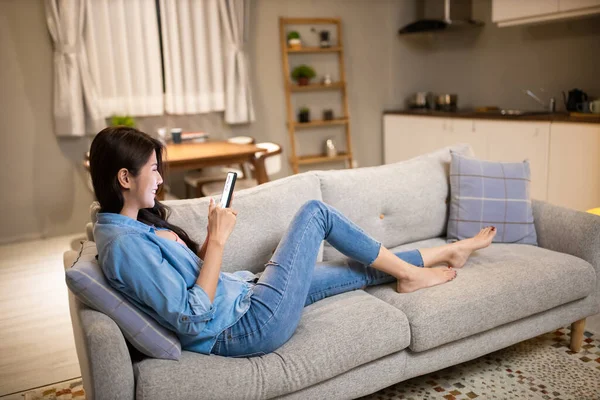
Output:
top-left (85, 0), bottom-right (164, 117)
top-left (45, 0), bottom-right (103, 136)
top-left (159, 0), bottom-right (226, 115)
top-left (218, 0), bottom-right (255, 124)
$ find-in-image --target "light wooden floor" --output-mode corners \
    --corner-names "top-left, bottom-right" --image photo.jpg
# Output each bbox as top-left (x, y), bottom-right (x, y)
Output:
top-left (0, 234), bottom-right (84, 398)
top-left (1, 233), bottom-right (600, 399)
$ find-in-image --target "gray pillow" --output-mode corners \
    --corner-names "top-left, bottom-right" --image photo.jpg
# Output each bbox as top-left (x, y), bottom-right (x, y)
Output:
top-left (447, 151), bottom-right (537, 245)
top-left (65, 241), bottom-right (182, 360)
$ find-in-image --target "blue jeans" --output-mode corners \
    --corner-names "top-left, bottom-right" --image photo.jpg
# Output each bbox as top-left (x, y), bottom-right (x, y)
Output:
top-left (210, 200), bottom-right (424, 358)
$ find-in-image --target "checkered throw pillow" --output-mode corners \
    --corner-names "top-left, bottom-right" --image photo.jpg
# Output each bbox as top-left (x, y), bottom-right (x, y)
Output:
top-left (447, 151), bottom-right (537, 245)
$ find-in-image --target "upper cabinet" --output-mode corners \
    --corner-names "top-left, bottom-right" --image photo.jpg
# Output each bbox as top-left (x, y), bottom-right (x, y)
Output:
top-left (492, 0), bottom-right (558, 22)
top-left (559, 0), bottom-right (600, 11)
top-left (492, 0), bottom-right (600, 26)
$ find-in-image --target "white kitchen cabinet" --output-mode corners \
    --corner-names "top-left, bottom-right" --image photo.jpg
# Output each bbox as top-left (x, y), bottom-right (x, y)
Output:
top-left (384, 115), bottom-right (447, 164)
top-left (492, 0), bottom-right (600, 26)
top-left (559, 0), bottom-right (600, 11)
top-left (441, 119), bottom-right (488, 159)
top-left (547, 123), bottom-right (600, 211)
top-left (383, 114), bottom-right (600, 210)
top-left (474, 120), bottom-right (551, 201)
top-left (492, 0), bottom-right (558, 22)
top-left (383, 115), bottom-right (488, 164)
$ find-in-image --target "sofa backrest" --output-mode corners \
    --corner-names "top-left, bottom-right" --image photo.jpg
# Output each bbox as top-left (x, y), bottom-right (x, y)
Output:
top-left (165, 172), bottom-right (323, 273)
top-left (316, 144), bottom-right (473, 261)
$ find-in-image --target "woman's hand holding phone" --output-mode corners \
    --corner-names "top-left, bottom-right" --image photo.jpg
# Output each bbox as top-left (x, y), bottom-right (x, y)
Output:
top-left (207, 197), bottom-right (238, 246)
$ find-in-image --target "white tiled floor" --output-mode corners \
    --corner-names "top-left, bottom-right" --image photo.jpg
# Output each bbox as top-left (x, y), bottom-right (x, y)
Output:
top-left (0, 234), bottom-right (598, 399)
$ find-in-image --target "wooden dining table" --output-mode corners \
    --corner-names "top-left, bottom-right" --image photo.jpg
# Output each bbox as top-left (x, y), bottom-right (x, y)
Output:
top-left (159, 140), bottom-right (268, 199)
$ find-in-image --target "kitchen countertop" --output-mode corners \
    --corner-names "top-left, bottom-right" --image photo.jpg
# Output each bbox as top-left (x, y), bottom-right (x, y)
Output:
top-left (384, 109), bottom-right (600, 124)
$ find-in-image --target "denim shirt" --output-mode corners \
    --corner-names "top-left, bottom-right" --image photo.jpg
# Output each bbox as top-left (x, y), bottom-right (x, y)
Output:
top-left (93, 212), bottom-right (257, 355)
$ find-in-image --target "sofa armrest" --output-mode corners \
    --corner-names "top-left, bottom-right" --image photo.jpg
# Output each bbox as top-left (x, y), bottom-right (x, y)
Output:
top-left (69, 293), bottom-right (135, 400)
top-left (532, 200), bottom-right (600, 295)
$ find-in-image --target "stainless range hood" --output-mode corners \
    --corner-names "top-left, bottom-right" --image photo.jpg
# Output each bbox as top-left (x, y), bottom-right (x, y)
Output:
top-left (399, 0), bottom-right (484, 35)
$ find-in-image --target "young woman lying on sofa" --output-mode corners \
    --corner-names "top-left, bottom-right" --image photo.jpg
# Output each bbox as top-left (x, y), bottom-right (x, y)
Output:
top-left (89, 127), bottom-right (497, 358)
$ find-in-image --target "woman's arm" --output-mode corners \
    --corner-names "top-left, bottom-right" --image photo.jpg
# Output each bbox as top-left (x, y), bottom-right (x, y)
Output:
top-left (195, 239), bottom-right (225, 302)
top-left (198, 229), bottom-right (210, 261)
top-left (197, 198), bottom-right (238, 301)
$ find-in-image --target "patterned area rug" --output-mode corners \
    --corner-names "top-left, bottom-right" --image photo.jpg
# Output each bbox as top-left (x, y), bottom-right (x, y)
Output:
top-left (21, 327), bottom-right (599, 400)
top-left (360, 326), bottom-right (600, 400)
top-left (23, 379), bottom-right (84, 400)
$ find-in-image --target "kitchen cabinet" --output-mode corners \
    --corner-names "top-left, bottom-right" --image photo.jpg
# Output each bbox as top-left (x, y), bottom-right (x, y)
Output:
top-left (383, 116), bottom-right (488, 164)
top-left (384, 115), bottom-right (446, 164)
top-left (473, 120), bottom-right (550, 201)
top-left (440, 119), bottom-right (488, 159)
top-left (492, 0), bottom-right (559, 22)
top-left (384, 115), bottom-right (600, 208)
top-left (492, 0), bottom-right (600, 26)
top-left (559, 0), bottom-right (600, 11)
top-left (547, 123), bottom-right (600, 211)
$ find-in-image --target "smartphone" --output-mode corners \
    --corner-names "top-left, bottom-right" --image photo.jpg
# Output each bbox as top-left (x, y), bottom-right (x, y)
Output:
top-left (219, 172), bottom-right (237, 208)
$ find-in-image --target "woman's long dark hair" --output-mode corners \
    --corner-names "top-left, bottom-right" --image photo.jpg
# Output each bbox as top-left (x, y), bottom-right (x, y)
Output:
top-left (89, 126), bottom-right (199, 253)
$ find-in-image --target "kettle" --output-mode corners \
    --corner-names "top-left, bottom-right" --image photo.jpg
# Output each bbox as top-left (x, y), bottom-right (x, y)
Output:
top-left (563, 89), bottom-right (588, 111)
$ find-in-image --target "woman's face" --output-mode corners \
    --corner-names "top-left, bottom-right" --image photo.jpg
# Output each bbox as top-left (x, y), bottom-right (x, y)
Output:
top-left (126, 151), bottom-right (163, 209)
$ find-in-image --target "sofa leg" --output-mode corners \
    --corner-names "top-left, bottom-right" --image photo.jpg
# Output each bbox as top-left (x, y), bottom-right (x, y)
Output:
top-left (570, 318), bottom-right (586, 352)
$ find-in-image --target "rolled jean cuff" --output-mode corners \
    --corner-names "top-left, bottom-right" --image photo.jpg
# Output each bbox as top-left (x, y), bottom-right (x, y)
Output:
top-left (414, 250), bottom-right (425, 267)
top-left (366, 241), bottom-right (382, 267)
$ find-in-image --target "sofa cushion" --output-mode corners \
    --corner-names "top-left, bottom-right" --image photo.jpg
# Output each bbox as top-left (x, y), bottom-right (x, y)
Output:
top-left (65, 241), bottom-right (182, 360)
top-left (133, 291), bottom-right (410, 400)
top-left (366, 237), bottom-right (596, 352)
top-left (447, 151), bottom-right (537, 245)
top-left (316, 144), bottom-right (474, 262)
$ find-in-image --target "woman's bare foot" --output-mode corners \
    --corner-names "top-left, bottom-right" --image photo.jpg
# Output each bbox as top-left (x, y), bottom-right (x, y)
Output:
top-left (396, 267), bottom-right (457, 293)
top-left (448, 227), bottom-right (497, 269)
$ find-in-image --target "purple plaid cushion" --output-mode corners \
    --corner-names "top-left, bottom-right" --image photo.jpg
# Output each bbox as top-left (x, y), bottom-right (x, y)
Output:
top-left (447, 151), bottom-right (537, 245)
top-left (65, 241), bottom-right (182, 360)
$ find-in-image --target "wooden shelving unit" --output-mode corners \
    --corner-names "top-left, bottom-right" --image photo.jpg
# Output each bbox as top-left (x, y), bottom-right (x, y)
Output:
top-left (279, 17), bottom-right (354, 174)
top-left (292, 118), bottom-right (348, 129)
top-left (289, 82), bottom-right (346, 92)
top-left (287, 46), bottom-right (342, 53)
top-left (298, 152), bottom-right (350, 165)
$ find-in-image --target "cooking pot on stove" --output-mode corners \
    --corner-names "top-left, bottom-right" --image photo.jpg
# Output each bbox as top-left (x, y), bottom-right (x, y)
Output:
top-left (408, 92), bottom-right (429, 109)
top-left (435, 94), bottom-right (458, 111)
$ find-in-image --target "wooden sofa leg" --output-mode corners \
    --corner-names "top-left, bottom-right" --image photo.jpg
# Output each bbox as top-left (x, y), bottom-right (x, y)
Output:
top-left (570, 318), bottom-right (586, 352)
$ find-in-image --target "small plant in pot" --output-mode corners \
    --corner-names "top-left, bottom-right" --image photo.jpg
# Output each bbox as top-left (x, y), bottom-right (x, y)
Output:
top-left (287, 31), bottom-right (301, 49)
top-left (110, 115), bottom-right (136, 128)
top-left (291, 64), bottom-right (316, 86)
top-left (298, 107), bottom-right (311, 123)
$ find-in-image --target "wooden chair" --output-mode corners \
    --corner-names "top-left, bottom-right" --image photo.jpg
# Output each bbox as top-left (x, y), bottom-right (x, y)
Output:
top-left (183, 136), bottom-right (256, 198)
top-left (201, 142), bottom-right (283, 197)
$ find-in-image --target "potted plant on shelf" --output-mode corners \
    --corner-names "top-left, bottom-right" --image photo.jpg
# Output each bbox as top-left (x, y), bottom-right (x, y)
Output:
top-left (287, 31), bottom-right (301, 49)
top-left (110, 115), bottom-right (136, 128)
top-left (298, 107), bottom-right (311, 123)
top-left (291, 64), bottom-right (316, 86)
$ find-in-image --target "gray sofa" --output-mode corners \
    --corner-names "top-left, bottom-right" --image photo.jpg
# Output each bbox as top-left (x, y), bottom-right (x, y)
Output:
top-left (63, 144), bottom-right (600, 400)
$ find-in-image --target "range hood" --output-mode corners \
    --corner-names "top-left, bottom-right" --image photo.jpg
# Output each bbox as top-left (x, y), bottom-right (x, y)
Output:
top-left (399, 0), bottom-right (483, 35)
